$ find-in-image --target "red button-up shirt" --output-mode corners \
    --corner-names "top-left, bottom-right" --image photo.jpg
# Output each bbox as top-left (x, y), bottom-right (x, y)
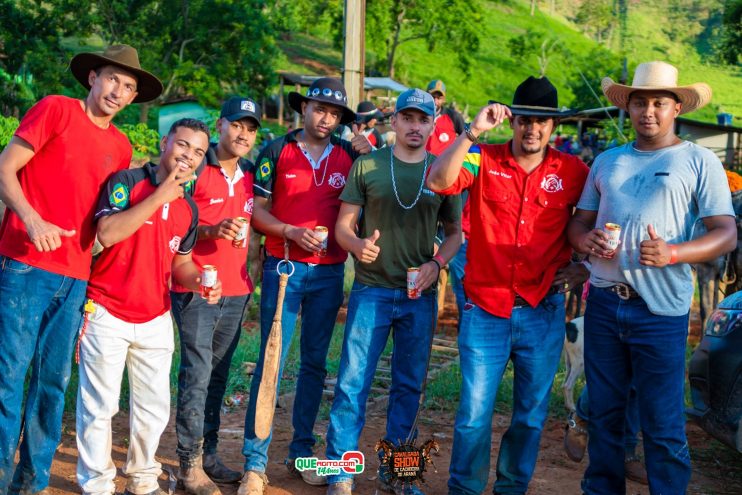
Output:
top-left (434, 142), bottom-right (588, 318)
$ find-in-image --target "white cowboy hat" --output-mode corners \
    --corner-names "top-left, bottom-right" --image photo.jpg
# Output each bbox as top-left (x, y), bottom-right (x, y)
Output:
top-left (601, 61), bottom-right (712, 115)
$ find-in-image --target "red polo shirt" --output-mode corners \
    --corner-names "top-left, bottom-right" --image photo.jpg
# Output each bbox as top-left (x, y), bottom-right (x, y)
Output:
top-left (171, 145), bottom-right (254, 296)
top-left (434, 142), bottom-right (588, 318)
top-left (87, 164), bottom-right (198, 323)
top-left (426, 113), bottom-right (457, 156)
top-left (253, 130), bottom-right (358, 264)
top-left (0, 95), bottom-right (131, 280)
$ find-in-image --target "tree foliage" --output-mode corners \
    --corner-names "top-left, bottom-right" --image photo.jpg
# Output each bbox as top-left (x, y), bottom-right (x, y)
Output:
top-left (718, 0), bottom-right (742, 64)
top-left (508, 29), bottom-right (569, 77)
top-left (364, 0), bottom-right (484, 78)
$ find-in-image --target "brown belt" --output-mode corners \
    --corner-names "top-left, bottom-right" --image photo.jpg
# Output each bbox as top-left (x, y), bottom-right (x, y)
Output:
top-left (606, 283), bottom-right (640, 300)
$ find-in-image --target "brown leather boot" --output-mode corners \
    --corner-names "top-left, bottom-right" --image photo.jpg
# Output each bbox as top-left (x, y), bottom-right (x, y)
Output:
top-left (203, 453), bottom-right (242, 484)
top-left (177, 456), bottom-right (222, 495)
top-left (564, 412), bottom-right (588, 462)
top-left (625, 455), bottom-right (649, 485)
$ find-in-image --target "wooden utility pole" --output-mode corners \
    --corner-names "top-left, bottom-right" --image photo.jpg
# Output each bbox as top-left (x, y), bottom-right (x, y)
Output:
top-left (343, 0), bottom-right (366, 110)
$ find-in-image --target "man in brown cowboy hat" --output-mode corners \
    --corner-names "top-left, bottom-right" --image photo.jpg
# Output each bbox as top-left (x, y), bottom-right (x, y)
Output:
top-left (238, 77), bottom-right (371, 495)
top-left (567, 61), bottom-right (736, 494)
top-left (427, 75), bottom-right (590, 494)
top-left (0, 44), bottom-right (161, 494)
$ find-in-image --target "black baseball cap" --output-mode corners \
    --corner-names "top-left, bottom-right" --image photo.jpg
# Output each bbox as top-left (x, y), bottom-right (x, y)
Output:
top-left (220, 96), bottom-right (262, 126)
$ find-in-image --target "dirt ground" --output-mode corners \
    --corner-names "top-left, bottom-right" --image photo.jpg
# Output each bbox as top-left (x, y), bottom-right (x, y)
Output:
top-left (41, 287), bottom-right (742, 495)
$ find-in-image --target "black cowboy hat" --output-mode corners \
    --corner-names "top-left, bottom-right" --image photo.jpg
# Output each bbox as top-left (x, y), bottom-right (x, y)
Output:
top-left (489, 76), bottom-right (574, 117)
top-left (288, 77), bottom-right (356, 125)
top-left (355, 100), bottom-right (383, 124)
top-left (70, 44), bottom-right (163, 103)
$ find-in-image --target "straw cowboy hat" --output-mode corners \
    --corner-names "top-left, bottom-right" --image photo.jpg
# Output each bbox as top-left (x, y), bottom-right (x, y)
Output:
top-left (602, 61), bottom-right (712, 115)
top-left (70, 44), bottom-right (163, 103)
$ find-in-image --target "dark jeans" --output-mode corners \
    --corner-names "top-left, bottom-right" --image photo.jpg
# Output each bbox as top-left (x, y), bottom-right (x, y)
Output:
top-left (575, 385), bottom-right (640, 456)
top-left (582, 286), bottom-right (690, 495)
top-left (0, 256), bottom-right (87, 493)
top-left (171, 291), bottom-right (249, 460)
top-left (242, 257), bottom-right (344, 472)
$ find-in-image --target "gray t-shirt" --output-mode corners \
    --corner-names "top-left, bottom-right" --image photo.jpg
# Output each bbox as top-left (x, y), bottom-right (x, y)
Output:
top-left (577, 141), bottom-right (734, 316)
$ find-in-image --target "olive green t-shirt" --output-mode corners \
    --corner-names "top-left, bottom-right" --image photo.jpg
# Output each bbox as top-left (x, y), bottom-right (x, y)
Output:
top-left (340, 146), bottom-right (461, 289)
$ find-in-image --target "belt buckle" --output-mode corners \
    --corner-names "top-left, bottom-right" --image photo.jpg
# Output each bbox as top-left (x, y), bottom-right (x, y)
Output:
top-left (615, 283), bottom-right (631, 300)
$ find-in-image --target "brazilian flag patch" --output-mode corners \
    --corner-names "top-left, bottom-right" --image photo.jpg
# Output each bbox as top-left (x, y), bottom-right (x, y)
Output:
top-left (110, 183), bottom-right (129, 209)
top-left (258, 157), bottom-right (272, 180)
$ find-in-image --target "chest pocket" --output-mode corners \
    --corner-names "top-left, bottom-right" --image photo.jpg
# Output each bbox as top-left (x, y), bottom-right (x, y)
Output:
top-left (535, 192), bottom-right (567, 210)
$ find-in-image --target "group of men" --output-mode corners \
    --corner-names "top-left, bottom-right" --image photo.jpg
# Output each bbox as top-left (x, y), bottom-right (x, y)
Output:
top-left (0, 41), bottom-right (734, 495)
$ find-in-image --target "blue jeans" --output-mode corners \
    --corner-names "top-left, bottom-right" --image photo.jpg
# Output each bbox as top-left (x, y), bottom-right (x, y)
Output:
top-left (449, 239), bottom-right (468, 328)
top-left (242, 257), bottom-right (344, 472)
top-left (448, 293), bottom-right (565, 495)
top-left (171, 291), bottom-right (249, 460)
top-left (325, 282), bottom-right (437, 484)
top-left (582, 286), bottom-right (690, 495)
top-left (575, 385), bottom-right (640, 456)
top-left (0, 256), bottom-right (87, 493)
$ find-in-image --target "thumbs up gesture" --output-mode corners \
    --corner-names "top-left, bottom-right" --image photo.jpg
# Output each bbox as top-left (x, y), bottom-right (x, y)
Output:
top-left (350, 122), bottom-right (373, 155)
top-left (354, 229), bottom-right (381, 263)
top-left (639, 224), bottom-right (673, 267)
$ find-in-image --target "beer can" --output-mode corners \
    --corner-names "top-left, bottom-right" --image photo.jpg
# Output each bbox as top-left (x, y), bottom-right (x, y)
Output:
top-left (201, 265), bottom-right (217, 298)
top-left (232, 217), bottom-right (249, 248)
top-left (605, 223), bottom-right (621, 251)
top-left (315, 226), bottom-right (329, 257)
top-left (407, 267), bottom-right (421, 299)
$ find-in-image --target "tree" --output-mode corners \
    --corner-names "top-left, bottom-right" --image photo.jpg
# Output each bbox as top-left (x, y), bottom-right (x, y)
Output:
top-left (364, 0), bottom-right (484, 78)
top-left (573, 0), bottom-right (615, 45)
top-left (507, 29), bottom-right (568, 77)
top-left (718, 0), bottom-right (742, 64)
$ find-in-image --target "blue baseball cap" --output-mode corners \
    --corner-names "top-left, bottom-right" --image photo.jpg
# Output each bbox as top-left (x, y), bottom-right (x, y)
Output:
top-left (395, 89), bottom-right (435, 116)
top-left (426, 79), bottom-right (446, 96)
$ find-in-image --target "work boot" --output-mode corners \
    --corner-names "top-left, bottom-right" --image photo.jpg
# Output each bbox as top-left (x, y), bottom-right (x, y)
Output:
top-left (203, 453), bottom-right (242, 484)
top-left (564, 411), bottom-right (588, 462)
top-left (124, 488), bottom-right (167, 495)
top-left (286, 457), bottom-right (329, 486)
top-left (177, 456), bottom-right (221, 495)
top-left (625, 455), bottom-right (649, 485)
top-left (237, 470), bottom-right (268, 495)
top-left (327, 481), bottom-right (353, 495)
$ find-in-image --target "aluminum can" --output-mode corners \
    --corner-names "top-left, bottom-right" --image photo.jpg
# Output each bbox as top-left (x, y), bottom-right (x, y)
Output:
top-left (232, 217), bottom-right (249, 248)
top-left (201, 265), bottom-right (217, 298)
top-left (315, 226), bottom-right (329, 257)
top-left (407, 267), bottom-right (421, 299)
top-left (605, 222), bottom-right (621, 251)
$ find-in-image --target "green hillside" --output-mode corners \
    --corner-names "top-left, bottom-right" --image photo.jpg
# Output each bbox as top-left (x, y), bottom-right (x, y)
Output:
top-left (276, 0), bottom-right (741, 124)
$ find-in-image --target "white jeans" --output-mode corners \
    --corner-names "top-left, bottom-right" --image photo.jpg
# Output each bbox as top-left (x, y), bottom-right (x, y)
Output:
top-left (76, 304), bottom-right (174, 495)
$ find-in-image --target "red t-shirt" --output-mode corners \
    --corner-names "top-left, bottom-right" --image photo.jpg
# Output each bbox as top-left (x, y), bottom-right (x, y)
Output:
top-left (171, 145), bottom-right (254, 296)
top-left (434, 142), bottom-right (589, 318)
top-left (426, 113), bottom-right (457, 156)
top-left (0, 95), bottom-right (131, 280)
top-left (253, 130), bottom-right (359, 264)
top-left (87, 164), bottom-right (198, 323)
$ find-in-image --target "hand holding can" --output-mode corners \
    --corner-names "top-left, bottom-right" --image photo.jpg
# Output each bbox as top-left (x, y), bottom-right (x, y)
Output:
top-left (407, 267), bottom-right (421, 299)
top-left (232, 217), bottom-right (249, 248)
top-left (314, 226), bottom-right (329, 257)
top-left (604, 223), bottom-right (621, 251)
top-left (200, 265), bottom-right (218, 298)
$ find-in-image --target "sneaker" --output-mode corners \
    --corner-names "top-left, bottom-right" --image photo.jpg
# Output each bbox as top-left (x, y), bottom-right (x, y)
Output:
top-left (564, 411), bottom-right (588, 462)
top-left (286, 457), bottom-right (329, 486)
top-left (624, 456), bottom-right (649, 485)
top-left (203, 453), bottom-right (242, 484)
top-left (236, 470), bottom-right (268, 495)
top-left (327, 480), bottom-right (353, 495)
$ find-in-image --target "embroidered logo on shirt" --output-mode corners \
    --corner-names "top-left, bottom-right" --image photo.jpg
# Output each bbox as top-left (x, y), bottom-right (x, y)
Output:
top-left (328, 172), bottom-right (346, 189)
top-left (540, 173), bottom-right (564, 193)
top-left (209, 198), bottom-right (224, 205)
top-left (169, 236), bottom-right (182, 253)
top-left (285, 173), bottom-right (297, 179)
top-left (110, 183), bottom-right (129, 209)
top-left (489, 170), bottom-right (512, 179)
top-left (439, 132), bottom-right (450, 143)
top-left (245, 198), bottom-right (254, 214)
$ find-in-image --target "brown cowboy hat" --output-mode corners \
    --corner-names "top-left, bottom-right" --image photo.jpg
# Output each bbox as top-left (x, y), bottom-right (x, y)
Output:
top-left (70, 44), bottom-right (163, 103)
top-left (602, 61), bottom-right (712, 115)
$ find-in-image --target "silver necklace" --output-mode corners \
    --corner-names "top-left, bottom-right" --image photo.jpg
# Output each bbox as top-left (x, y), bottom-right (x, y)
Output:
top-left (299, 137), bottom-right (331, 187)
top-left (389, 145), bottom-right (429, 210)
